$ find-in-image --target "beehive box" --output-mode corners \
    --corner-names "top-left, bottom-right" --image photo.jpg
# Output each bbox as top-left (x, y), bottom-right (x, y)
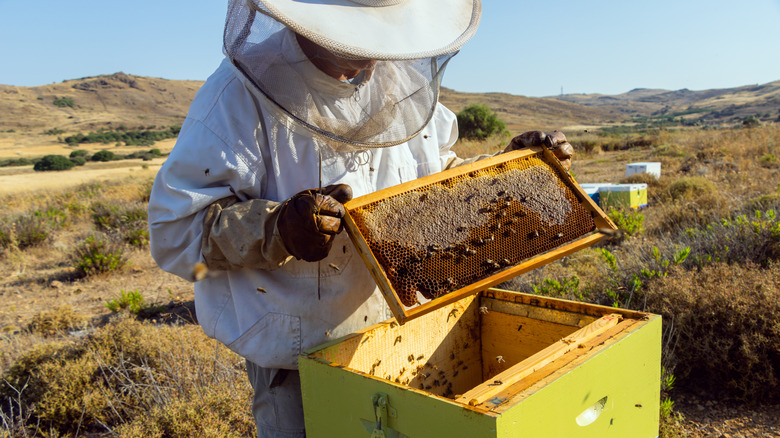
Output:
top-left (598, 184), bottom-right (648, 210)
top-left (299, 289), bottom-right (661, 437)
top-left (343, 147), bottom-right (617, 324)
top-left (625, 162), bottom-right (661, 179)
top-left (579, 183), bottom-right (610, 206)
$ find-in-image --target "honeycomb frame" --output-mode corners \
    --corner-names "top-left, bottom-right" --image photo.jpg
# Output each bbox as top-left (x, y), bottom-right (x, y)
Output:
top-left (343, 147), bottom-right (617, 324)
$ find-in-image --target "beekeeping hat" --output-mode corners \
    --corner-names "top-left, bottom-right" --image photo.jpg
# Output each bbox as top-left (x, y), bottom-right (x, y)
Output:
top-left (224, 0), bottom-right (482, 150)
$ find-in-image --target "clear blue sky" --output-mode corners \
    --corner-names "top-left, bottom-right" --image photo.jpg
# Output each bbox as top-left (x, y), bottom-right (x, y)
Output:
top-left (1, 0), bottom-right (779, 97)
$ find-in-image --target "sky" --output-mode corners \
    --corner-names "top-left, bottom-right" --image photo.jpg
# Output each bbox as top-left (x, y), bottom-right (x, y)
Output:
top-left (0, 0), bottom-right (779, 97)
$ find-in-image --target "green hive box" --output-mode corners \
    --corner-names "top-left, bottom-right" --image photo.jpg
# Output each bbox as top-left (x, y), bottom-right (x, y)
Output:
top-left (299, 289), bottom-right (661, 437)
top-left (598, 184), bottom-right (648, 210)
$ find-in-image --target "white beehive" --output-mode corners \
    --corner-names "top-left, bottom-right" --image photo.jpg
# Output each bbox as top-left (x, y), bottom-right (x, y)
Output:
top-left (625, 162), bottom-right (661, 179)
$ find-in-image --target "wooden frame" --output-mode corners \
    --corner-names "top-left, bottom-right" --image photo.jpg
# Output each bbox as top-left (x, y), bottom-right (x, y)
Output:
top-left (343, 148), bottom-right (618, 325)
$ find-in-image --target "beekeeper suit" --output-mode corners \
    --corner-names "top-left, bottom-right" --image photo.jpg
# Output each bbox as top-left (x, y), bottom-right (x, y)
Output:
top-left (148, 0), bottom-right (482, 435)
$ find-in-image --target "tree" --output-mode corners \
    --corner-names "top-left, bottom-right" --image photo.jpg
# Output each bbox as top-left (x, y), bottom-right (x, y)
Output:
top-left (33, 155), bottom-right (76, 171)
top-left (91, 150), bottom-right (117, 162)
top-left (456, 104), bottom-right (508, 140)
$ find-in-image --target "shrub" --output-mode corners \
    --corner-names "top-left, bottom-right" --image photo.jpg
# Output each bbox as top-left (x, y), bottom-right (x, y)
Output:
top-left (0, 318), bottom-right (253, 436)
top-left (456, 104), bottom-right (508, 140)
top-left (0, 219), bottom-right (13, 249)
top-left (28, 306), bottom-right (87, 336)
top-left (644, 262), bottom-right (780, 402)
top-left (667, 176), bottom-right (717, 201)
top-left (69, 156), bottom-right (86, 166)
top-left (63, 127), bottom-right (180, 147)
top-left (92, 201), bottom-right (149, 246)
top-left (12, 214), bottom-right (49, 249)
top-left (651, 176), bottom-right (729, 233)
top-left (681, 209), bottom-right (780, 268)
top-left (91, 150), bottom-right (117, 162)
top-left (105, 290), bottom-right (164, 318)
top-left (759, 154), bottom-right (778, 168)
top-left (69, 149), bottom-right (89, 158)
top-left (52, 97), bottom-right (74, 108)
top-left (33, 154), bottom-right (76, 171)
top-left (742, 115), bottom-right (760, 128)
top-left (70, 234), bottom-right (127, 277)
top-left (607, 207), bottom-right (644, 243)
top-left (570, 139), bottom-right (599, 154)
top-left (0, 157), bottom-right (34, 167)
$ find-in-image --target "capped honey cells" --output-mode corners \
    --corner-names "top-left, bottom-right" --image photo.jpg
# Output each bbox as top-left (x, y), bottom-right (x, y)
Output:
top-left (349, 155), bottom-right (596, 307)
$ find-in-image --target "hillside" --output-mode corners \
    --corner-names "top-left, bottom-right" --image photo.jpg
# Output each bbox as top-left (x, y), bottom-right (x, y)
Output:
top-left (552, 80), bottom-right (780, 125)
top-left (1, 73), bottom-right (778, 138)
top-left (0, 73), bottom-right (201, 132)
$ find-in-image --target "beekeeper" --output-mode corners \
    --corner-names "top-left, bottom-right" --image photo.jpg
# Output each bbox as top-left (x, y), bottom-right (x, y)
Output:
top-left (148, 0), bottom-right (570, 436)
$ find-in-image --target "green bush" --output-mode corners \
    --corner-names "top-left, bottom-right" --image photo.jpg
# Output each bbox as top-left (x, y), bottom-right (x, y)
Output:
top-left (52, 97), bottom-right (74, 108)
top-left (69, 149), bottom-right (89, 158)
top-left (91, 150), bottom-right (117, 162)
top-left (64, 126), bottom-right (180, 147)
top-left (607, 207), bottom-right (645, 243)
top-left (0, 157), bottom-right (34, 167)
top-left (33, 154), bottom-right (75, 171)
top-left (456, 104), bottom-right (508, 140)
top-left (104, 290), bottom-right (164, 318)
top-left (70, 234), bottom-right (127, 277)
top-left (70, 156), bottom-right (86, 166)
top-left (759, 154), bottom-right (778, 169)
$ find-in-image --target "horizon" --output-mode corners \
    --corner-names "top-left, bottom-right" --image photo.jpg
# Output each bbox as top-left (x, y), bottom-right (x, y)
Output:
top-left (1, 0), bottom-right (779, 97)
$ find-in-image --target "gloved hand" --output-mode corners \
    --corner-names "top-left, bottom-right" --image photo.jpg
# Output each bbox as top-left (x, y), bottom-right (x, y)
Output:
top-left (504, 130), bottom-right (574, 171)
top-left (277, 184), bottom-right (353, 262)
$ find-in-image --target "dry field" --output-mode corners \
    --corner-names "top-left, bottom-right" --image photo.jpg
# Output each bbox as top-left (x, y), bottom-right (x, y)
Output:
top-left (1, 124), bottom-right (779, 437)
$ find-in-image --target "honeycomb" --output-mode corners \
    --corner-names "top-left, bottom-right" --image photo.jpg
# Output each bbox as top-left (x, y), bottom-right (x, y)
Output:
top-left (349, 154), bottom-right (597, 307)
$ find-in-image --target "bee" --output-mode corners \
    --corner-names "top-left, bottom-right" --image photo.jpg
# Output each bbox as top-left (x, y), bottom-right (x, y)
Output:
top-left (479, 306), bottom-right (489, 314)
top-left (192, 263), bottom-right (209, 281)
top-left (256, 287), bottom-right (267, 294)
top-left (496, 356), bottom-right (506, 363)
top-left (328, 263), bottom-right (340, 271)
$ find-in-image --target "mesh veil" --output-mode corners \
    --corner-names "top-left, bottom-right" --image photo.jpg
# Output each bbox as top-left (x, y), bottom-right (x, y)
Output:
top-left (224, 0), bottom-right (455, 151)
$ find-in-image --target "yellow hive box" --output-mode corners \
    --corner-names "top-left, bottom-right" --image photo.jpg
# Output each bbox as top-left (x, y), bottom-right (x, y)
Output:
top-left (598, 184), bottom-right (648, 210)
top-left (299, 289), bottom-right (661, 437)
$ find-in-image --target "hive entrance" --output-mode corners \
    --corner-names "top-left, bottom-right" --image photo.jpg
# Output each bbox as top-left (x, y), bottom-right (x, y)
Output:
top-left (344, 148), bottom-right (615, 322)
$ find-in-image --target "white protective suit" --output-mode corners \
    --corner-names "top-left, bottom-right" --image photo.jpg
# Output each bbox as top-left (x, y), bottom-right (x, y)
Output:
top-left (148, 29), bottom-right (460, 369)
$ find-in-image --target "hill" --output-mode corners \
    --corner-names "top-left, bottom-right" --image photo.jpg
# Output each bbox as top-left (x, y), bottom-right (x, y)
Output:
top-left (552, 80), bottom-right (780, 125)
top-left (1, 73), bottom-right (779, 138)
top-left (0, 73), bottom-right (201, 132)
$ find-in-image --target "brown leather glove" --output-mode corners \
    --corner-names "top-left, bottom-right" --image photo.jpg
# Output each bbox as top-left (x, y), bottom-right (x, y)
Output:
top-left (504, 130), bottom-right (574, 171)
top-left (277, 184), bottom-right (353, 262)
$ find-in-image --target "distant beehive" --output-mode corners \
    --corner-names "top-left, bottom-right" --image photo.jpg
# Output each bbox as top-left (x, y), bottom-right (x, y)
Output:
top-left (344, 148), bottom-right (616, 323)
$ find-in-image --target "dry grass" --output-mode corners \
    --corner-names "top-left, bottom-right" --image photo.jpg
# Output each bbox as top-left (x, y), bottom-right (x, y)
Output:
top-left (1, 317), bottom-right (253, 437)
top-left (1, 124), bottom-right (779, 437)
top-left (505, 124), bottom-right (780, 408)
top-left (645, 263), bottom-right (780, 403)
